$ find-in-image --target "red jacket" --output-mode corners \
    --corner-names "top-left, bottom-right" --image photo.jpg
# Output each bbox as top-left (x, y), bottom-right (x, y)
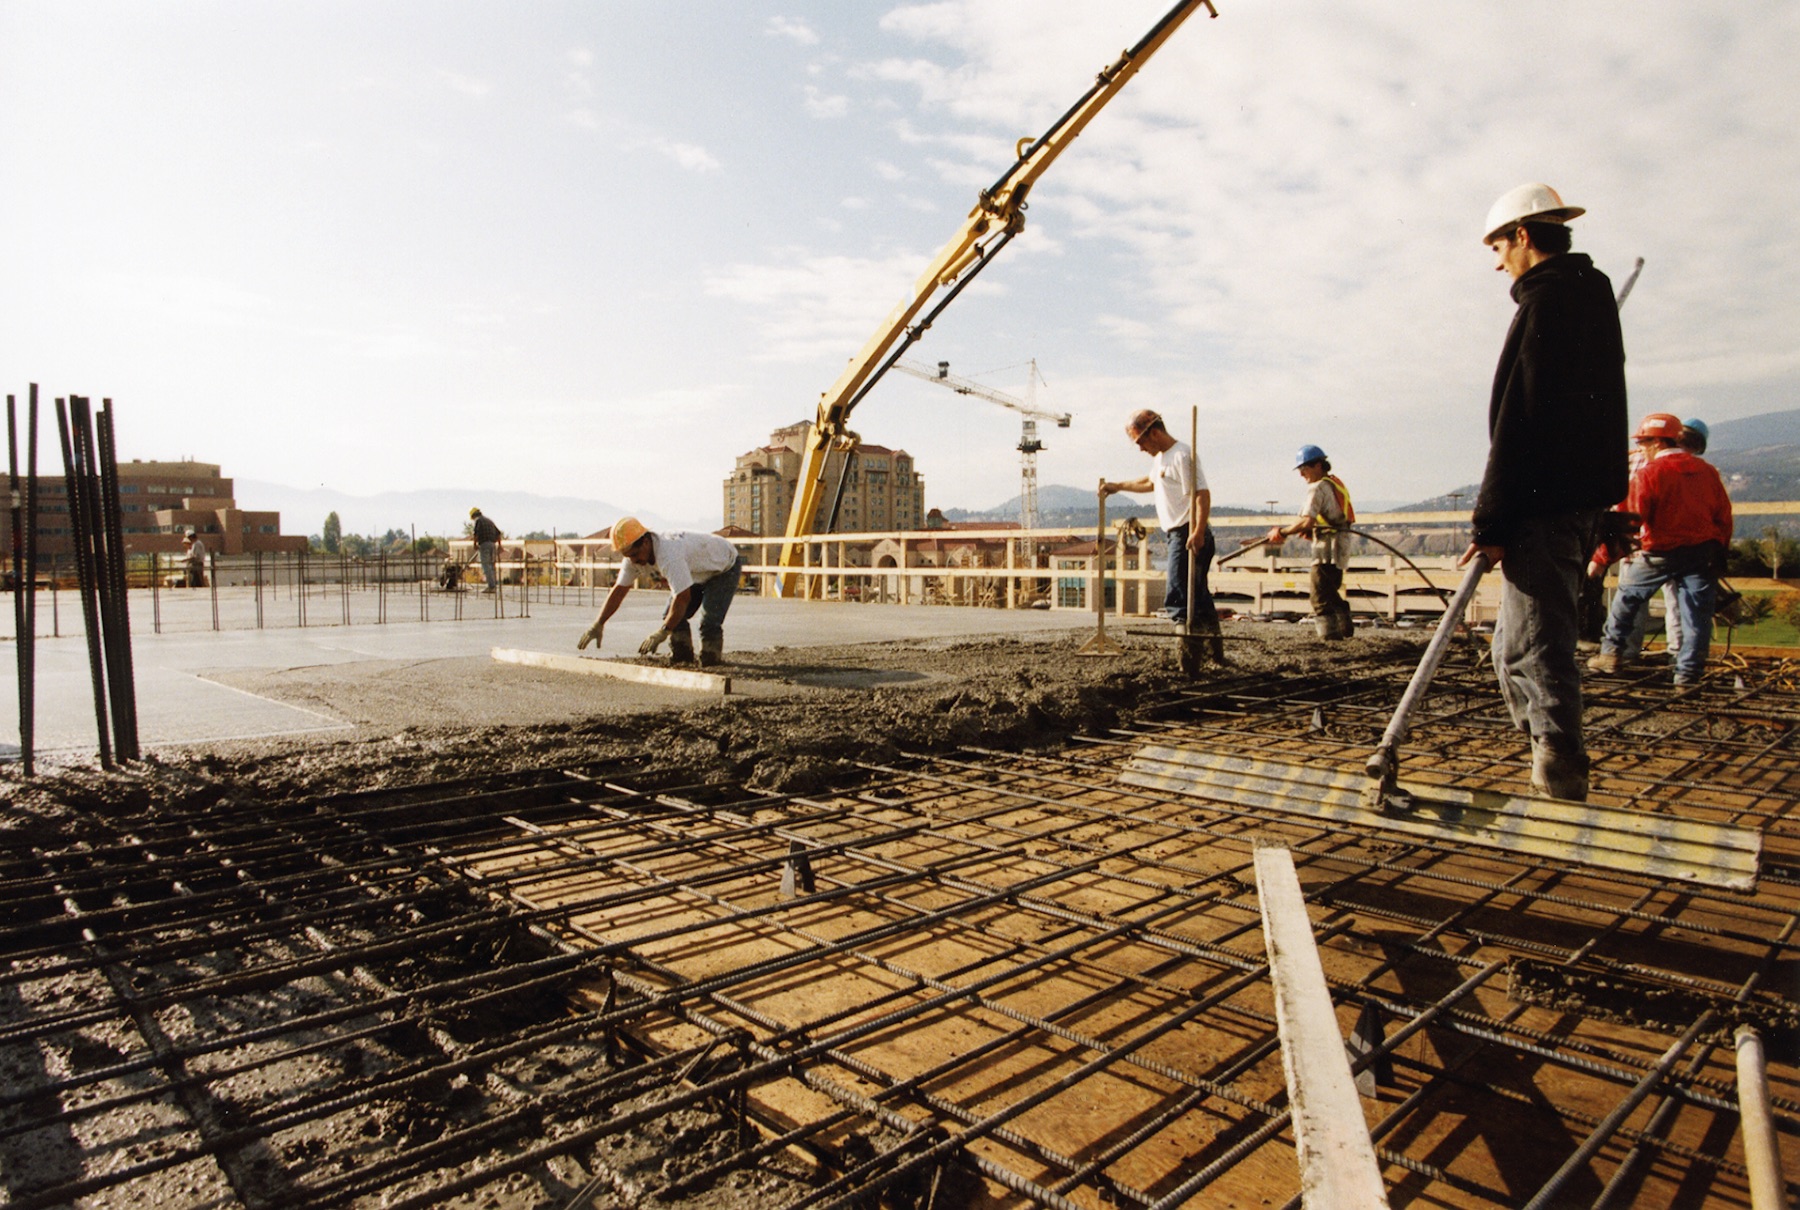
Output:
top-left (1625, 448), bottom-right (1732, 553)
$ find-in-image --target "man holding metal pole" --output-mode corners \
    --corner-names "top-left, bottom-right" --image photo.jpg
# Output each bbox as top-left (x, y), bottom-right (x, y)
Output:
top-left (1100, 409), bottom-right (1219, 645)
top-left (1459, 183), bottom-right (1629, 801)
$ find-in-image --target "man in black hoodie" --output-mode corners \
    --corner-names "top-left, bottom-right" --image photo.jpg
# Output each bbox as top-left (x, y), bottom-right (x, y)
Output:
top-left (1459, 183), bottom-right (1628, 801)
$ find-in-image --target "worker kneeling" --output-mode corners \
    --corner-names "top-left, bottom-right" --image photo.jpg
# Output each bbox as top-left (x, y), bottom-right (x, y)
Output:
top-left (578, 517), bottom-right (743, 667)
top-left (1252, 445), bottom-right (1354, 640)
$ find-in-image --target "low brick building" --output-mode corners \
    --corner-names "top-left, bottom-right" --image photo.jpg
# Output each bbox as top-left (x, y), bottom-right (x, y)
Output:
top-left (3, 459), bottom-right (308, 559)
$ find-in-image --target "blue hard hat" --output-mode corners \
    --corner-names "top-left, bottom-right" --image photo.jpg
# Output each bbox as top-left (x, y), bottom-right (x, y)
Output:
top-left (1294, 444), bottom-right (1327, 468)
top-left (1681, 418), bottom-right (1709, 452)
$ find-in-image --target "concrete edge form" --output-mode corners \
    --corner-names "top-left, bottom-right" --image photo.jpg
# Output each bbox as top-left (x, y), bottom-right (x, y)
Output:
top-left (491, 646), bottom-right (731, 694)
top-left (1254, 843), bottom-right (1391, 1209)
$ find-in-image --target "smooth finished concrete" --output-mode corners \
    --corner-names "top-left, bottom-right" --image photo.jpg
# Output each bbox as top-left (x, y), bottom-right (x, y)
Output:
top-left (0, 586), bottom-right (1091, 760)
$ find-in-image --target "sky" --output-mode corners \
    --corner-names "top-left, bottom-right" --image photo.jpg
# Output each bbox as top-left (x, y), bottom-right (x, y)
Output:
top-left (4, 1), bottom-right (1797, 532)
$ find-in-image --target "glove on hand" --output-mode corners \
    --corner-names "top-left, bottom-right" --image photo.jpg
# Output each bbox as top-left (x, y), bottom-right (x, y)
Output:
top-left (639, 627), bottom-right (671, 656)
top-left (576, 622), bottom-right (603, 650)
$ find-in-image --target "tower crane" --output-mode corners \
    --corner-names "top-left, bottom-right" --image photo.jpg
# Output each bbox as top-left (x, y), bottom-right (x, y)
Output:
top-left (773, 0), bottom-right (1217, 596)
top-left (894, 359), bottom-right (1069, 565)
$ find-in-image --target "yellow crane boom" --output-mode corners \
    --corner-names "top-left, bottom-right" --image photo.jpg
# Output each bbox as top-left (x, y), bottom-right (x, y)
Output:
top-left (775, 0), bottom-right (1217, 596)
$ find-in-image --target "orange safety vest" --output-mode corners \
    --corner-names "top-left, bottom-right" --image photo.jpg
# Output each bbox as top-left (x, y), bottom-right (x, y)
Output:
top-left (1313, 475), bottom-right (1354, 532)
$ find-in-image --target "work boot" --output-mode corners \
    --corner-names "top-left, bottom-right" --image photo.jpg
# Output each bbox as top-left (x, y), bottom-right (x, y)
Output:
top-left (700, 634), bottom-right (724, 667)
top-left (1586, 651), bottom-right (1621, 674)
top-left (1313, 616), bottom-right (1334, 640)
top-left (668, 624), bottom-right (696, 665)
top-left (1530, 739), bottom-right (1590, 802)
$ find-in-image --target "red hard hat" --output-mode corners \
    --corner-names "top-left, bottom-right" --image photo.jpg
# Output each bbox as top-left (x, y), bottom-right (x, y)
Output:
top-left (1634, 413), bottom-right (1683, 442)
top-left (1124, 409), bottom-right (1163, 442)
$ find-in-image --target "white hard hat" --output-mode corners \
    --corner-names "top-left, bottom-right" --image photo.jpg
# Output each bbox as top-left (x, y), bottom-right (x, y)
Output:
top-left (1482, 183), bottom-right (1585, 244)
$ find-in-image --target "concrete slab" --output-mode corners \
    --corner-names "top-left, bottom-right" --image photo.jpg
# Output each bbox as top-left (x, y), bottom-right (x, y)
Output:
top-left (0, 586), bottom-right (1090, 760)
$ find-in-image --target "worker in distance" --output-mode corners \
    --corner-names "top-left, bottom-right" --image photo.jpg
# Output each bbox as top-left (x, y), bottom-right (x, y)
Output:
top-left (1587, 413), bottom-right (1732, 686)
top-left (1459, 182), bottom-right (1629, 802)
top-left (1251, 444), bottom-right (1355, 640)
top-left (469, 506), bottom-right (503, 594)
top-left (1100, 409), bottom-right (1221, 652)
top-left (578, 517), bottom-right (743, 667)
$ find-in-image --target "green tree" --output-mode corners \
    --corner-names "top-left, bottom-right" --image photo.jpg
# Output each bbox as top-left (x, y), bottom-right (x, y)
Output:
top-left (322, 511), bottom-right (342, 554)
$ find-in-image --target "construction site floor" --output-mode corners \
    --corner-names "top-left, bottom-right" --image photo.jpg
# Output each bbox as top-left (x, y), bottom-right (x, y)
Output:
top-left (2, 601), bottom-right (1797, 1208)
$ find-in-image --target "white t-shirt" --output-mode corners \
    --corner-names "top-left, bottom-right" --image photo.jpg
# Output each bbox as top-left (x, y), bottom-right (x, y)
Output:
top-left (1150, 440), bottom-right (1208, 531)
top-left (623, 530), bottom-right (739, 596)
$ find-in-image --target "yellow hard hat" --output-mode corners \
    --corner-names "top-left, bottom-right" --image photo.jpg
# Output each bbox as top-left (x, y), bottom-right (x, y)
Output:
top-left (469, 507), bottom-right (481, 518)
top-left (610, 516), bottom-right (647, 553)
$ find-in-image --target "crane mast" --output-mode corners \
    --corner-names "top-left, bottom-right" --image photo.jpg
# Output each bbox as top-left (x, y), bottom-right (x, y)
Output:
top-left (774, 0), bottom-right (1217, 596)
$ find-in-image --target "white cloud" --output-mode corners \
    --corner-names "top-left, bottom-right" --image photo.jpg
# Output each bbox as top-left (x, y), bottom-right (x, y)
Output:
top-left (437, 69), bottom-right (492, 99)
top-left (766, 16), bottom-right (820, 46)
top-left (630, 137), bottom-right (721, 172)
top-left (872, 160), bottom-right (906, 182)
top-left (803, 84), bottom-right (849, 119)
top-left (705, 251), bottom-right (931, 363)
top-left (567, 48), bottom-right (593, 68)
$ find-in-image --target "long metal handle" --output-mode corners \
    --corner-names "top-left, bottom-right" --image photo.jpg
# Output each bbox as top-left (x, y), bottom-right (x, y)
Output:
top-left (1365, 554), bottom-right (1490, 782)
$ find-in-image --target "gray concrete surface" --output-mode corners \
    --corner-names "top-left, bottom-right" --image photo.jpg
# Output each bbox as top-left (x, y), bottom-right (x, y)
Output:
top-left (0, 585), bottom-right (1096, 760)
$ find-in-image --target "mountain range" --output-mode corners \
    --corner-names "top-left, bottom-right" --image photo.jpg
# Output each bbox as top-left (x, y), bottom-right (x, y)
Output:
top-left (246, 409), bottom-right (1799, 540)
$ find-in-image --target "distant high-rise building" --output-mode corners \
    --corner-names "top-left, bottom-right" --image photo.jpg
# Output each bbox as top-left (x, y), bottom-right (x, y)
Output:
top-left (724, 422), bottom-right (926, 536)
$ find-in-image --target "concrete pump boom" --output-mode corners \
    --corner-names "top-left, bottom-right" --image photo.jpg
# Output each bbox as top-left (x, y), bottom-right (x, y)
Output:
top-left (774, 0), bottom-right (1216, 596)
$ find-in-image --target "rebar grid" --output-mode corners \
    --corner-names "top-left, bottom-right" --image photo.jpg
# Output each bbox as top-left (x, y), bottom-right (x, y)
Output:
top-left (3, 653), bottom-right (1798, 1207)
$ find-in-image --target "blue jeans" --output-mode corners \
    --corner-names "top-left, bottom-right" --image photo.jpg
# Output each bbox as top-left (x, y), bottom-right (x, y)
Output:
top-left (1491, 511), bottom-right (1598, 752)
top-left (1163, 525), bottom-right (1218, 625)
top-left (679, 557), bottom-right (743, 642)
top-left (478, 541), bottom-right (498, 587)
top-left (1601, 546), bottom-right (1715, 682)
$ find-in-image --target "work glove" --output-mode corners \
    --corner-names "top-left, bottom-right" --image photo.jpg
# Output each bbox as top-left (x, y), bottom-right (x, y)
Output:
top-left (638, 627), bottom-right (671, 656)
top-left (576, 622), bottom-right (603, 651)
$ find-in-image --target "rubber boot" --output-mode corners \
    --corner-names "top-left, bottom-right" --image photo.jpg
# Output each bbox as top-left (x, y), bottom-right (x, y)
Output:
top-left (700, 633), bottom-right (724, 667)
top-left (1313, 616), bottom-right (1333, 641)
top-left (668, 623), bottom-right (696, 665)
top-left (1530, 738), bottom-right (1590, 802)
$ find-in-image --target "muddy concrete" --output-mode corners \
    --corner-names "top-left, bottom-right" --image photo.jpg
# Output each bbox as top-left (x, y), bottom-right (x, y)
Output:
top-left (0, 621), bottom-right (1433, 1209)
top-left (3, 623), bottom-right (1427, 820)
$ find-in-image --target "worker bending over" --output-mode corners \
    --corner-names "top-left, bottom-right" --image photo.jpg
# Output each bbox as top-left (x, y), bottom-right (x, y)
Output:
top-left (578, 517), bottom-right (742, 667)
top-left (1461, 182), bottom-right (1628, 803)
top-left (1100, 410), bottom-right (1219, 650)
top-left (1255, 444), bottom-right (1354, 640)
top-left (1588, 414), bottom-right (1732, 686)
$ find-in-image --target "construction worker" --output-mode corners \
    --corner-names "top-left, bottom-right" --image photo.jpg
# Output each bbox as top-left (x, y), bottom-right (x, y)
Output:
top-left (1660, 417), bottom-right (1712, 655)
top-left (1100, 409), bottom-right (1219, 643)
top-left (1588, 414), bottom-right (1732, 686)
top-left (578, 517), bottom-right (743, 666)
top-left (1460, 183), bottom-right (1629, 802)
top-left (469, 507), bottom-right (502, 593)
top-left (181, 530), bottom-right (207, 589)
top-left (1254, 445), bottom-right (1354, 639)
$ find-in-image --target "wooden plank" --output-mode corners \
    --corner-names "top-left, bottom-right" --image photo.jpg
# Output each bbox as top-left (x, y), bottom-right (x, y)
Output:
top-left (491, 647), bottom-right (730, 694)
top-left (1254, 844), bottom-right (1391, 1210)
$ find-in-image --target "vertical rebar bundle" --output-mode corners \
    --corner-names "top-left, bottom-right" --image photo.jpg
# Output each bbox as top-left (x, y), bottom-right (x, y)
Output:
top-left (52, 394), bottom-right (139, 766)
top-left (7, 387), bottom-right (39, 774)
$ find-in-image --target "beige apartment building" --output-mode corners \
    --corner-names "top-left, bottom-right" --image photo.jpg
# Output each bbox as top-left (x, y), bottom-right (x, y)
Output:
top-left (2, 459), bottom-right (308, 559)
top-left (724, 422), bottom-right (926, 537)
